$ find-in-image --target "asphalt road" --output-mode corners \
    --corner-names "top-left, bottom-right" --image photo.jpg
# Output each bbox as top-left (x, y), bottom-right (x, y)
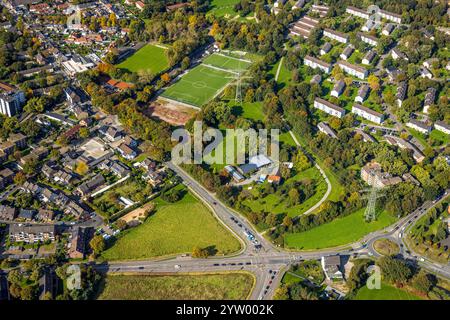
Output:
top-left (98, 163), bottom-right (448, 300)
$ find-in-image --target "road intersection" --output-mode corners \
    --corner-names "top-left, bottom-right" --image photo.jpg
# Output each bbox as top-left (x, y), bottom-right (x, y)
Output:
top-left (93, 162), bottom-right (450, 300)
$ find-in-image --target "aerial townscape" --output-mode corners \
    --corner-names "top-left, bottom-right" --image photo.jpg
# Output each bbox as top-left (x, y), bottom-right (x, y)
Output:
top-left (0, 0), bottom-right (449, 306)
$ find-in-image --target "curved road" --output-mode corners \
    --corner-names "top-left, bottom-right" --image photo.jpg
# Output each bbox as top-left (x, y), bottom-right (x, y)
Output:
top-left (94, 160), bottom-right (449, 300)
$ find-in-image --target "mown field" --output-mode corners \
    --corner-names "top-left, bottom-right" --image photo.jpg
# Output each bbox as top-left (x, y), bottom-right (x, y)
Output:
top-left (97, 273), bottom-right (254, 300)
top-left (207, 0), bottom-right (241, 17)
top-left (203, 53), bottom-right (251, 71)
top-left (117, 43), bottom-right (169, 74)
top-left (101, 190), bottom-right (241, 260)
top-left (284, 208), bottom-right (397, 250)
top-left (354, 283), bottom-right (423, 300)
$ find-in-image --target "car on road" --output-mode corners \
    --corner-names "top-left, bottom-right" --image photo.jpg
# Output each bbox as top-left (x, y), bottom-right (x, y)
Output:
top-left (213, 263), bottom-right (219, 266)
top-left (419, 258), bottom-right (425, 262)
top-left (266, 286), bottom-right (270, 290)
top-left (174, 265), bottom-right (181, 269)
top-left (213, 201), bottom-right (217, 205)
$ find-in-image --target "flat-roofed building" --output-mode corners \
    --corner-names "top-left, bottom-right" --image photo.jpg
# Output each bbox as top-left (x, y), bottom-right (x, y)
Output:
top-left (0, 82), bottom-right (26, 117)
top-left (338, 60), bottom-right (368, 79)
top-left (304, 55), bottom-right (332, 73)
top-left (323, 28), bottom-right (349, 44)
top-left (346, 6), bottom-right (370, 19)
top-left (352, 103), bottom-right (384, 124)
top-left (314, 98), bottom-right (346, 118)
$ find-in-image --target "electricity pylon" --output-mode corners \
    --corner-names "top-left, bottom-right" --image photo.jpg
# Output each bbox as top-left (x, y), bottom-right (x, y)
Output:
top-left (363, 187), bottom-right (384, 222)
top-left (226, 71), bottom-right (251, 106)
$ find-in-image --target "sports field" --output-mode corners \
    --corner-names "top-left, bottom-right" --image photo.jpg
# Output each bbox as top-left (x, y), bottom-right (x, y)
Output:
top-left (97, 273), bottom-right (255, 300)
top-left (117, 43), bottom-right (169, 74)
top-left (161, 53), bottom-right (252, 107)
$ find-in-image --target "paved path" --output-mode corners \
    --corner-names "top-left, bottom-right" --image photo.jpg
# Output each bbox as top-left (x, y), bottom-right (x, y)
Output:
top-left (274, 57), bottom-right (284, 82)
top-left (289, 130), bottom-right (332, 215)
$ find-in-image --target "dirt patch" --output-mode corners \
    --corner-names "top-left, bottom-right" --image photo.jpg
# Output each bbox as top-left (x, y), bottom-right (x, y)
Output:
top-left (120, 202), bottom-right (155, 223)
top-left (147, 99), bottom-right (198, 126)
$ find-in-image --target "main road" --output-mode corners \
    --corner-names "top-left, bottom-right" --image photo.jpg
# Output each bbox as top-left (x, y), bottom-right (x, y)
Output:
top-left (93, 162), bottom-right (450, 300)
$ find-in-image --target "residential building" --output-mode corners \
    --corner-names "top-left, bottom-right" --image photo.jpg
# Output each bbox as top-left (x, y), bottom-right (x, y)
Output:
top-left (420, 67), bottom-right (433, 79)
top-left (352, 104), bottom-right (384, 124)
top-left (310, 74), bottom-right (322, 85)
top-left (340, 45), bottom-right (354, 60)
top-left (0, 168), bottom-right (14, 190)
top-left (359, 33), bottom-right (378, 46)
top-left (290, 16), bottom-right (319, 39)
top-left (382, 23), bottom-right (395, 36)
top-left (423, 58), bottom-right (439, 69)
top-left (64, 87), bottom-right (82, 106)
top-left (323, 28), bottom-right (349, 44)
top-left (311, 4), bottom-right (329, 17)
top-left (362, 50), bottom-right (376, 65)
top-left (355, 85), bottom-right (370, 103)
top-left (391, 48), bottom-right (408, 61)
top-left (331, 80), bottom-right (346, 97)
top-left (361, 162), bottom-right (402, 188)
top-left (396, 82), bottom-right (407, 107)
top-left (338, 60), bottom-right (368, 79)
top-left (354, 128), bottom-right (376, 143)
top-left (320, 42), bottom-right (332, 55)
top-left (314, 98), bottom-right (346, 118)
top-left (77, 174), bottom-right (105, 197)
top-left (0, 205), bottom-right (17, 221)
top-left (118, 143), bottom-right (137, 160)
top-left (346, 6), bottom-right (370, 19)
top-left (69, 227), bottom-right (94, 259)
top-left (321, 255), bottom-right (344, 280)
top-left (304, 55), bottom-right (332, 73)
top-left (9, 224), bottom-right (56, 243)
top-left (434, 121), bottom-right (450, 135)
top-left (317, 122), bottom-right (338, 139)
top-left (406, 119), bottom-right (432, 134)
top-left (378, 9), bottom-right (402, 24)
top-left (37, 209), bottom-right (55, 222)
top-left (0, 82), bottom-right (26, 117)
top-left (423, 87), bottom-right (436, 114)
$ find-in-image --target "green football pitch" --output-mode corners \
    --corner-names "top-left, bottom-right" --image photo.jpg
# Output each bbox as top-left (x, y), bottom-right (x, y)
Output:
top-left (117, 44), bottom-right (169, 74)
top-left (161, 53), bottom-right (252, 107)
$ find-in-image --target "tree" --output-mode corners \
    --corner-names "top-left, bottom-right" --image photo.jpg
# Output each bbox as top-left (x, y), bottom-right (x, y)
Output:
top-left (377, 256), bottom-right (412, 284)
top-left (288, 188), bottom-right (300, 206)
top-left (367, 74), bottom-right (380, 91)
top-left (411, 271), bottom-right (434, 294)
top-left (191, 246), bottom-right (209, 258)
top-left (14, 171), bottom-right (26, 185)
top-left (74, 161), bottom-right (89, 176)
top-left (79, 127), bottom-right (90, 139)
top-left (89, 235), bottom-right (105, 256)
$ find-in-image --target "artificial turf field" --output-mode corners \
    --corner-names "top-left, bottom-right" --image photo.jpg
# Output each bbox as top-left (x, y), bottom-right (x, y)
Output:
top-left (117, 43), bottom-right (169, 74)
top-left (161, 53), bottom-right (252, 107)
